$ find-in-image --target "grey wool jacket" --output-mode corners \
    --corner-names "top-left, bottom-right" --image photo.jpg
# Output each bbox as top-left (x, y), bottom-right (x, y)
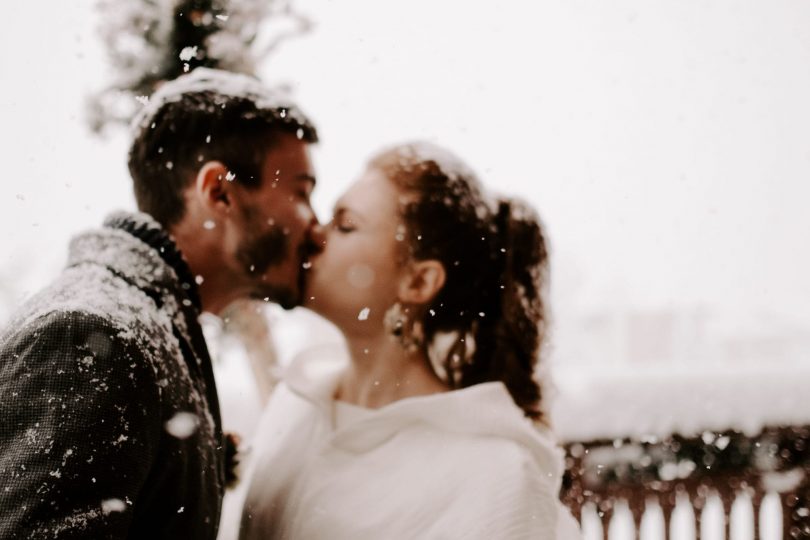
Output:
top-left (0, 212), bottom-right (225, 539)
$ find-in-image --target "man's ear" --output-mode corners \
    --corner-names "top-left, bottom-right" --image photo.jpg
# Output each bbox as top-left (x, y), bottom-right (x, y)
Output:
top-left (399, 260), bottom-right (446, 305)
top-left (194, 161), bottom-right (232, 214)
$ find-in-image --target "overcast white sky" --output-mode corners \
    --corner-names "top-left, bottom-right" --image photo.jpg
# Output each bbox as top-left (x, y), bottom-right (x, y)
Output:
top-left (1, 0), bottom-right (808, 342)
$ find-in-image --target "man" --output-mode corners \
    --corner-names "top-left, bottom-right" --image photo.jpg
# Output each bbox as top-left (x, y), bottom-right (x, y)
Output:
top-left (0, 68), bottom-right (322, 538)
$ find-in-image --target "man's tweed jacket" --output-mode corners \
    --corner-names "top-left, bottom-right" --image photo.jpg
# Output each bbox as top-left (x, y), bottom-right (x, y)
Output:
top-left (0, 212), bottom-right (225, 539)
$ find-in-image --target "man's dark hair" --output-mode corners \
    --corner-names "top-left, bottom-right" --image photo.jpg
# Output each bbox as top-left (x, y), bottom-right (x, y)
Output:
top-left (128, 88), bottom-right (318, 228)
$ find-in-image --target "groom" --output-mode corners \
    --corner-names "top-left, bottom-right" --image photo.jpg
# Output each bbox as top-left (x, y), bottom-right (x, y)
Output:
top-left (0, 69), bottom-right (322, 538)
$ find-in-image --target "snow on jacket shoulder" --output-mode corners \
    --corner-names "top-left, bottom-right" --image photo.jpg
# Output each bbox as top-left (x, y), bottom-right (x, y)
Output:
top-left (0, 212), bottom-right (225, 539)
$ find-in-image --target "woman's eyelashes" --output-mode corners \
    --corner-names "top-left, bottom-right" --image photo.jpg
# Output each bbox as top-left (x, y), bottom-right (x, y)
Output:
top-left (331, 217), bottom-right (355, 233)
top-left (329, 208), bottom-right (357, 233)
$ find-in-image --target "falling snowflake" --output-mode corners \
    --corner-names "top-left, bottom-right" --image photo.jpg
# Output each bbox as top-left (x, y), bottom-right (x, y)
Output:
top-left (165, 411), bottom-right (199, 439)
top-left (101, 498), bottom-right (127, 515)
top-left (178, 46), bottom-right (198, 62)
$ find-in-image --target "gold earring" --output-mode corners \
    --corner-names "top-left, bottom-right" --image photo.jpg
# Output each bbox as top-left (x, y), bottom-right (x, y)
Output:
top-left (383, 302), bottom-right (406, 338)
top-left (427, 328), bottom-right (476, 386)
top-left (383, 302), bottom-right (424, 352)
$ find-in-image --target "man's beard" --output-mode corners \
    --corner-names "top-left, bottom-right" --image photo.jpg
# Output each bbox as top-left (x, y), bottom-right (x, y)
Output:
top-left (235, 226), bottom-right (300, 309)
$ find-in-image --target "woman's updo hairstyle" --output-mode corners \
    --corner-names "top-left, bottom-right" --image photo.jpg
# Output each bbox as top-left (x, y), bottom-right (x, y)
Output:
top-left (369, 142), bottom-right (549, 421)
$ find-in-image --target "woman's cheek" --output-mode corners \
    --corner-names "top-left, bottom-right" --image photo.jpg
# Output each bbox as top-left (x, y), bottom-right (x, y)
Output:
top-left (346, 263), bottom-right (375, 289)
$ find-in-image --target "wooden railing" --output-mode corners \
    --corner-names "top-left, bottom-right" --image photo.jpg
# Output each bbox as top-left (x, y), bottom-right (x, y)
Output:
top-left (560, 426), bottom-right (810, 539)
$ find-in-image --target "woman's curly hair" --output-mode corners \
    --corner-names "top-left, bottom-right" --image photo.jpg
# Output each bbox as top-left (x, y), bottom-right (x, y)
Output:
top-left (369, 143), bottom-right (550, 421)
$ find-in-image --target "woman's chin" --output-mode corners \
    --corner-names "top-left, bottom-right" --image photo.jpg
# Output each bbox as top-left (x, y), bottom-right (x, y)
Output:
top-left (301, 287), bottom-right (327, 314)
top-left (300, 296), bottom-right (345, 327)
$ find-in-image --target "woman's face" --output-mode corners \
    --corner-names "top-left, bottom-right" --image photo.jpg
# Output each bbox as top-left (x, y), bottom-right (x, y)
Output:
top-left (305, 167), bottom-right (409, 331)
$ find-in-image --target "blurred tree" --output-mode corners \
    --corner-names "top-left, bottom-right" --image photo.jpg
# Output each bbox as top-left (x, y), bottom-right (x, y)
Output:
top-left (87, 0), bottom-right (312, 133)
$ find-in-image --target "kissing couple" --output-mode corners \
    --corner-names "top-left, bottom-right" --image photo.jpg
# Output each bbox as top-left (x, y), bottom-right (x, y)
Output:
top-left (0, 68), bottom-right (580, 539)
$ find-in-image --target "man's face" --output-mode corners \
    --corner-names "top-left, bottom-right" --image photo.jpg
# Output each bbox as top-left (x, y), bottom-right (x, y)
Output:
top-left (228, 133), bottom-right (320, 309)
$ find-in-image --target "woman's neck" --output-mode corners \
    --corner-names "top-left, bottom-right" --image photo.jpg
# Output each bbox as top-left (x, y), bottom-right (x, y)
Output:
top-left (337, 334), bottom-right (449, 409)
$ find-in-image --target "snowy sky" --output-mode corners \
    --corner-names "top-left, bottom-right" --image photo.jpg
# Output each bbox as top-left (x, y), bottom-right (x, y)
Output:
top-left (1, 0), bottom-right (809, 347)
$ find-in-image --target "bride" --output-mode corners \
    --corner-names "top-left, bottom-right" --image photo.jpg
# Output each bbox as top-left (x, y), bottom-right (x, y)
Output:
top-left (239, 142), bottom-right (580, 539)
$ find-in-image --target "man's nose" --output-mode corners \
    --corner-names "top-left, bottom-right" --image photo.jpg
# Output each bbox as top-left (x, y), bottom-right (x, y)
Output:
top-left (308, 223), bottom-right (327, 254)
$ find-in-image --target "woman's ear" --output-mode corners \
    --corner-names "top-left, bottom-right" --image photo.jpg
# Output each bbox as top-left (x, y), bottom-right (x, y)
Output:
top-left (399, 260), bottom-right (446, 305)
top-left (194, 161), bottom-right (232, 214)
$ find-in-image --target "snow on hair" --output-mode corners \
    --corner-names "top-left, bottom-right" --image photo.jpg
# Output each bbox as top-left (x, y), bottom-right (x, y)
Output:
top-left (130, 67), bottom-right (305, 132)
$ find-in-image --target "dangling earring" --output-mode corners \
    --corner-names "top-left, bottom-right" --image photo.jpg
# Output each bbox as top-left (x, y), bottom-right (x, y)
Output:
top-left (383, 302), bottom-right (424, 352)
top-left (427, 326), bottom-right (477, 387)
top-left (383, 302), bottom-right (406, 338)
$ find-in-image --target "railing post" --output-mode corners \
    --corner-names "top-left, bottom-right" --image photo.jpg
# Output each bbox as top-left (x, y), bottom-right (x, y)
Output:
top-left (719, 490), bottom-right (732, 540)
top-left (623, 490), bottom-right (644, 540)
top-left (692, 489), bottom-right (708, 540)
top-left (783, 492), bottom-right (796, 539)
top-left (750, 488), bottom-right (763, 540)
top-left (630, 501), bottom-right (643, 540)
top-left (660, 491), bottom-right (676, 540)
top-left (784, 485), bottom-right (810, 539)
top-left (598, 498), bottom-right (613, 540)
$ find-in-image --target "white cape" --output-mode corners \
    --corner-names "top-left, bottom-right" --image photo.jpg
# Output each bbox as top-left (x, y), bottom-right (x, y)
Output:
top-left (238, 346), bottom-right (581, 539)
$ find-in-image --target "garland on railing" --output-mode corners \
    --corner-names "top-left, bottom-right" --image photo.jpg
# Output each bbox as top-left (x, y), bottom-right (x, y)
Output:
top-left (563, 425), bottom-right (810, 490)
top-left (560, 425), bottom-right (810, 537)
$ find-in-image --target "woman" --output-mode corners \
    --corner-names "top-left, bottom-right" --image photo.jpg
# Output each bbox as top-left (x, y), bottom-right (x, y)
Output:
top-left (239, 142), bottom-right (580, 539)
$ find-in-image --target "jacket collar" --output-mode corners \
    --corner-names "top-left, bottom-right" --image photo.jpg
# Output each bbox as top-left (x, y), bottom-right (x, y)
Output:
top-left (66, 211), bottom-right (199, 324)
top-left (103, 211), bottom-right (201, 310)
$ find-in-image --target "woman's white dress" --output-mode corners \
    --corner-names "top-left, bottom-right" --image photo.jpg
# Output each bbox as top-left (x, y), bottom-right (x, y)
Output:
top-left (238, 347), bottom-right (581, 539)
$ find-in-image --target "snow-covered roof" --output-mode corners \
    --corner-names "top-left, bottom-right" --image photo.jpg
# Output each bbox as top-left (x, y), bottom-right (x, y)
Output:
top-left (212, 307), bottom-right (810, 445)
top-left (548, 362), bottom-right (810, 443)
